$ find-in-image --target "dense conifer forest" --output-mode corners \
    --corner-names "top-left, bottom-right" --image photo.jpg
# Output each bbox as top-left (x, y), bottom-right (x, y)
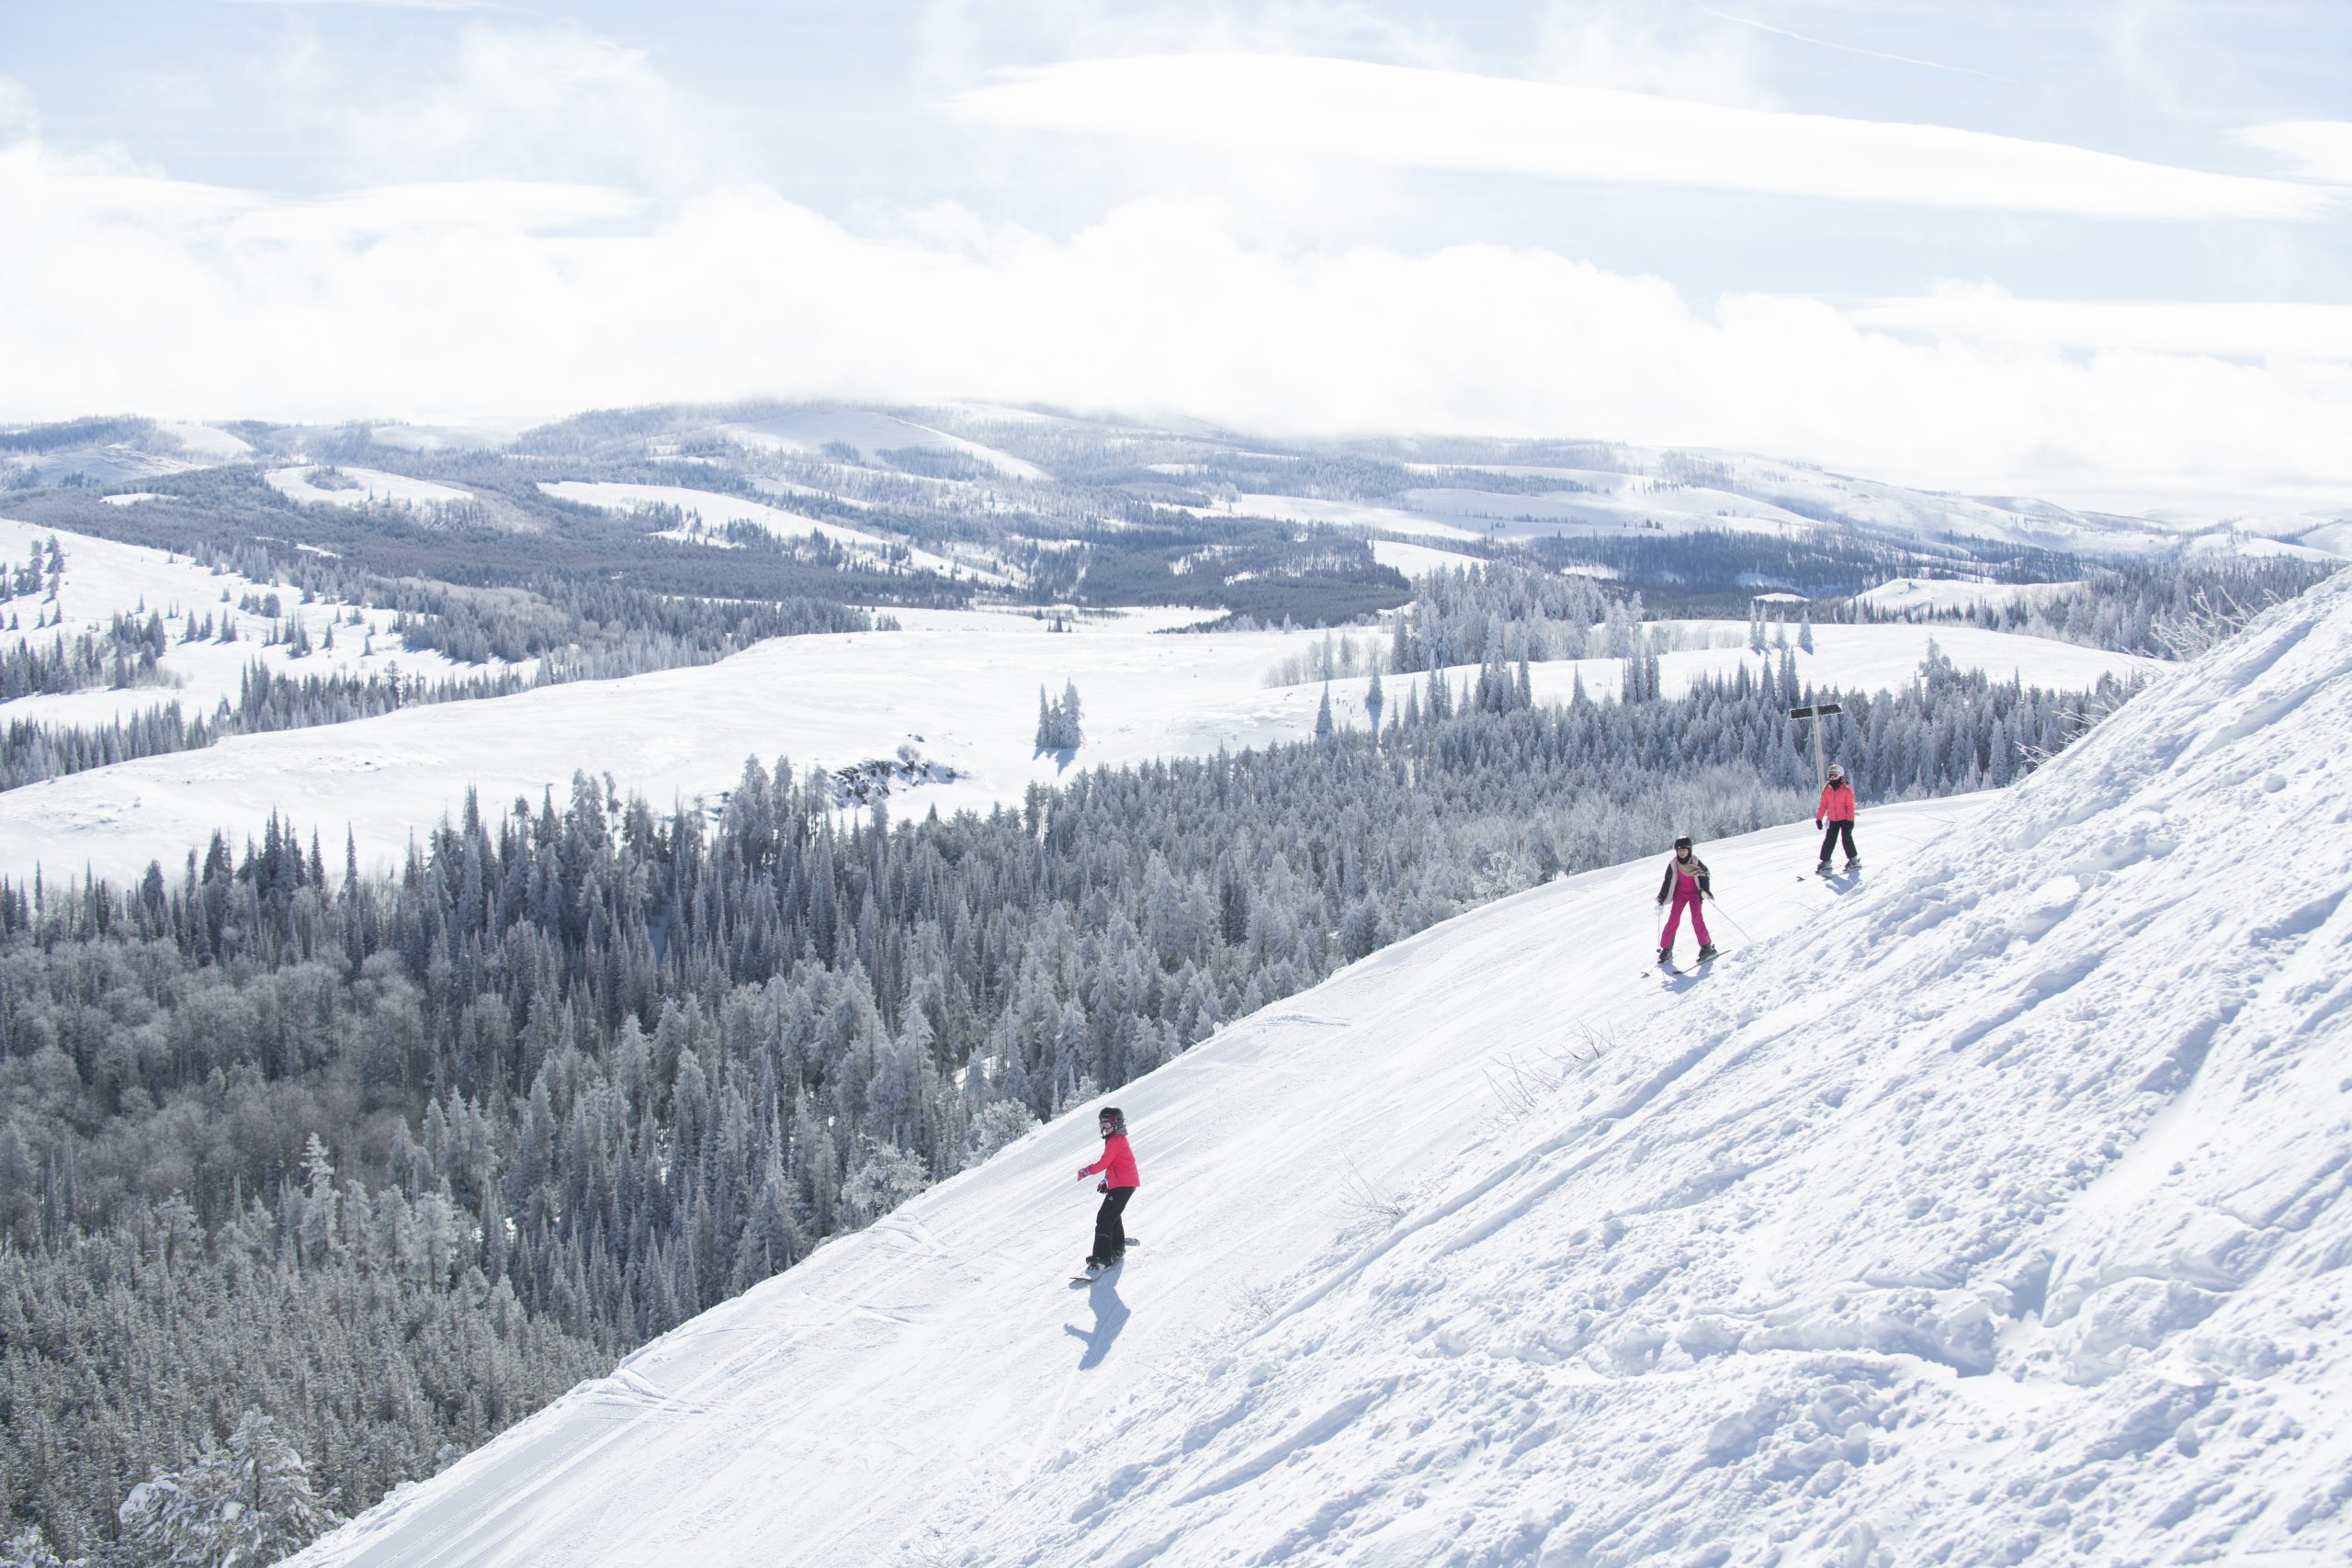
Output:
top-left (0, 650), bottom-right (2130, 1559)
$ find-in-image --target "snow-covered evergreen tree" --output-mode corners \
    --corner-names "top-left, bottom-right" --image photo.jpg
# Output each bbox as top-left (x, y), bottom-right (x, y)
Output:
top-left (118, 1410), bottom-right (342, 1568)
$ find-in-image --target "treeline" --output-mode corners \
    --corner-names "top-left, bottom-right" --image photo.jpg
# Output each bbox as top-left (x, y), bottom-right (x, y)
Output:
top-left (0, 648), bottom-right (2132, 1557)
top-left (2, 564), bottom-right (870, 792)
top-left (1853, 558), bottom-right (2338, 658)
top-left (1387, 563), bottom-right (1616, 671)
top-left (0, 658), bottom-right (543, 793)
top-left (10, 468), bottom-right (974, 615)
top-left (1527, 527), bottom-right (2002, 615)
top-left (0, 614), bottom-right (171, 701)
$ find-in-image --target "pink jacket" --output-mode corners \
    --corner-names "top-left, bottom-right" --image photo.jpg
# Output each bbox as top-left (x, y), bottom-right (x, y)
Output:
top-left (1082, 1134), bottom-right (1140, 1190)
top-left (1817, 781), bottom-right (1856, 823)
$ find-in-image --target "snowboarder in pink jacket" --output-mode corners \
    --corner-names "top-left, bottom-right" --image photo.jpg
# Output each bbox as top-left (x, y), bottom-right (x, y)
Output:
top-left (1077, 1107), bottom-right (1139, 1274)
top-left (1657, 836), bottom-right (1719, 965)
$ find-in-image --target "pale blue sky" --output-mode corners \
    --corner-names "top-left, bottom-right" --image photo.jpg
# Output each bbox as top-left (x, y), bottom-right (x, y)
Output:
top-left (2, 2), bottom-right (2347, 506)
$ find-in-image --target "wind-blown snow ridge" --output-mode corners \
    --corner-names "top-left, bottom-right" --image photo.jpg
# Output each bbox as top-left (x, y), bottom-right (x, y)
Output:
top-left (296, 573), bottom-right (2352, 1567)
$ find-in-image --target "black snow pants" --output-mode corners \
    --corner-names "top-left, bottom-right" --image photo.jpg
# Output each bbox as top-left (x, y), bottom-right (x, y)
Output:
top-left (1091, 1186), bottom-right (1134, 1264)
top-left (1818, 820), bottom-right (1859, 864)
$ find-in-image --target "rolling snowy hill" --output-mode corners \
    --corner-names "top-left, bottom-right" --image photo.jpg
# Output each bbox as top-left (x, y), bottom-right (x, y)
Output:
top-left (0, 590), bottom-right (2150, 888)
top-left (291, 568), bottom-right (2352, 1566)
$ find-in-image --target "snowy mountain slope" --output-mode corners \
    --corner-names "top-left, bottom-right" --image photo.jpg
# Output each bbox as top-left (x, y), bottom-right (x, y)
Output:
top-left (535, 479), bottom-right (1002, 583)
top-left (707, 407), bottom-right (1049, 480)
top-left (265, 466), bottom-right (479, 509)
top-left (0, 609), bottom-right (2149, 888)
top-left (938, 570), bottom-right (2352, 1565)
top-left (0, 515), bottom-right (516, 733)
top-left (289, 792), bottom-right (1994, 1568)
top-left (1396, 447), bottom-right (2352, 564)
top-left (305, 569), bottom-right (2349, 1568)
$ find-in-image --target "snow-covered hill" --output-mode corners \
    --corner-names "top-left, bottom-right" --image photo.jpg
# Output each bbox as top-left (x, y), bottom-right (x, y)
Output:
top-left (294, 570), bottom-right (2352, 1566)
top-left (0, 516), bottom-right (519, 734)
top-left (0, 594), bottom-right (2149, 887)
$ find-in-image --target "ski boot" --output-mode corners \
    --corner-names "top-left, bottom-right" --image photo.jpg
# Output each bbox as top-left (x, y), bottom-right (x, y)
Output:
top-left (1696, 943), bottom-right (1719, 961)
top-left (1844, 858), bottom-right (1861, 872)
top-left (1815, 860), bottom-right (1832, 876)
top-left (1657, 945), bottom-right (1672, 965)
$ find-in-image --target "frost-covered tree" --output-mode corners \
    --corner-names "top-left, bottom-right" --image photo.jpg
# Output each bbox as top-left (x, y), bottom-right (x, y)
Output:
top-left (1034, 682), bottom-right (1084, 751)
top-left (0, 1525), bottom-right (81, 1568)
top-left (117, 1410), bottom-right (343, 1568)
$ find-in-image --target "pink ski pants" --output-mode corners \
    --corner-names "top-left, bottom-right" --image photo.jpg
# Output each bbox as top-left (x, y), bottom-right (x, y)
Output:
top-left (1660, 879), bottom-right (1710, 948)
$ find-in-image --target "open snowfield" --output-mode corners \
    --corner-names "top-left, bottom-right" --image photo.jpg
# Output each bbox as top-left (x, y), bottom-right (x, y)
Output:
top-left (2, 612), bottom-right (2152, 889)
top-left (1369, 537), bottom-right (1487, 577)
top-left (0, 516), bottom-right (513, 733)
top-left (295, 572), bottom-right (2352, 1568)
top-left (265, 466), bottom-right (479, 509)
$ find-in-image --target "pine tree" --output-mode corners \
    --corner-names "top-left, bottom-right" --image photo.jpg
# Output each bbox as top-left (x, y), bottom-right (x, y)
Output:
top-left (118, 1410), bottom-right (343, 1567)
top-left (1314, 684), bottom-right (1334, 740)
top-left (0, 1525), bottom-right (79, 1568)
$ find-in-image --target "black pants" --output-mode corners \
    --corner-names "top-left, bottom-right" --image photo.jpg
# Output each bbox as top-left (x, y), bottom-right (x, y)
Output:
top-left (1091, 1187), bottom-right (1134, 1264)
top-left (1819, 820), bottom-right (1858, 863)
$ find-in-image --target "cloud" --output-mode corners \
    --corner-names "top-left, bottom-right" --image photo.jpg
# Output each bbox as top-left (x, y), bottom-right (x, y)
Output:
top-left (0, 77), bottom-right (36, 138)
top-left (943, 53), bottom-right (2337, 221)
top-left (3, 138), bottom-right (2348, 511)
top-left (1850, 285), bottom-right (2352, 362)
top-left (1695, 7), bottom-right (2009, 83)
top-left (321, 24), bottom-right (736, 192)
top-left (218, 1), bottom-right (487, 8)
top-left (2233, 120), bottom-right (2352, 186)
top-left (1533, 0), bottom-right (1770, 106)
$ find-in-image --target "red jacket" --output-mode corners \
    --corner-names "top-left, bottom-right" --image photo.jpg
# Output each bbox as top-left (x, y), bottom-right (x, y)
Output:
top-left (1082, 1134), bottom-right (1140, 1190)
top-left (1817, 780), bottom-right (1856, 823)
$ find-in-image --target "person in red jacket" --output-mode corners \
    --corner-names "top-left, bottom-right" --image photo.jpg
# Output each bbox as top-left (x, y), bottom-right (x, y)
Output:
top-left (1815, 762), bottom-right (1860, 873)
top-left (1077, 1106), bottom-right (1139, 1274)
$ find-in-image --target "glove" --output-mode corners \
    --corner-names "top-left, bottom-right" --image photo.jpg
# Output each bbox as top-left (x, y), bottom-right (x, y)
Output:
top-left (1655, 897), bottom-right (1666, 908)
top-left (1814, 818), bottom-right (1822, 829)
top-left (1077, 1168), bottom-right (1092, 1181)
top-left (1095, 1180), bottom-right (1108, 1194)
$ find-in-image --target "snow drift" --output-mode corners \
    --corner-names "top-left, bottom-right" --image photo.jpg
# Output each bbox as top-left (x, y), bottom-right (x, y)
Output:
top-left (296, 572), bottom-right (2352, 1566)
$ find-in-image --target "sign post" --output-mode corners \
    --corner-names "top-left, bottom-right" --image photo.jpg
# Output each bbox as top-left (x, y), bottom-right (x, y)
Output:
top-left (1788, 703), bottom-right (1844, 790)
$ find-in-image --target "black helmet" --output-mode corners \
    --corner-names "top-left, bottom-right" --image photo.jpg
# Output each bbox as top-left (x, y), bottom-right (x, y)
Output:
top-left (1098, 1107), bottom-right (1125, 1137)
top-left (1673, 835), bottom-right (1692, 852)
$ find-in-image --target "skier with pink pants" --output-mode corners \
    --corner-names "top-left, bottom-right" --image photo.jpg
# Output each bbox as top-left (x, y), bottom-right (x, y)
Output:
top-left (1656, 835), bottom-right (1719, 965)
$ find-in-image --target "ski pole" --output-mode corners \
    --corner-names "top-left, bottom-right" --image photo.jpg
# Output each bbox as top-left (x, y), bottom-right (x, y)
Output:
top-left (1703, 895), bottom-right (1754, 943)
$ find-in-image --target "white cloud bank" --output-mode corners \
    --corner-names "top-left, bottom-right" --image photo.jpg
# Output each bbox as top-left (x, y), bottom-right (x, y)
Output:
top-left (3, 100), bottom-right (2348, 511)
top-left (2233, 120), bottom-right (2352, 186)
top-left (944, 54), bottom-right (2338, 221)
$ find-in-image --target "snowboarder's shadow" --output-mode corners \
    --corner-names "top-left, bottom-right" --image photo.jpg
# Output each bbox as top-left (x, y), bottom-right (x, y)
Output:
top-left (1064, 1270), bottom-right (1130, 1370)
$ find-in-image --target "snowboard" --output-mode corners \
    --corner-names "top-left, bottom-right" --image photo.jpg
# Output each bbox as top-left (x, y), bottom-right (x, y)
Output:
top-left (1069, 1241), bottom-right (1138, 1285)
